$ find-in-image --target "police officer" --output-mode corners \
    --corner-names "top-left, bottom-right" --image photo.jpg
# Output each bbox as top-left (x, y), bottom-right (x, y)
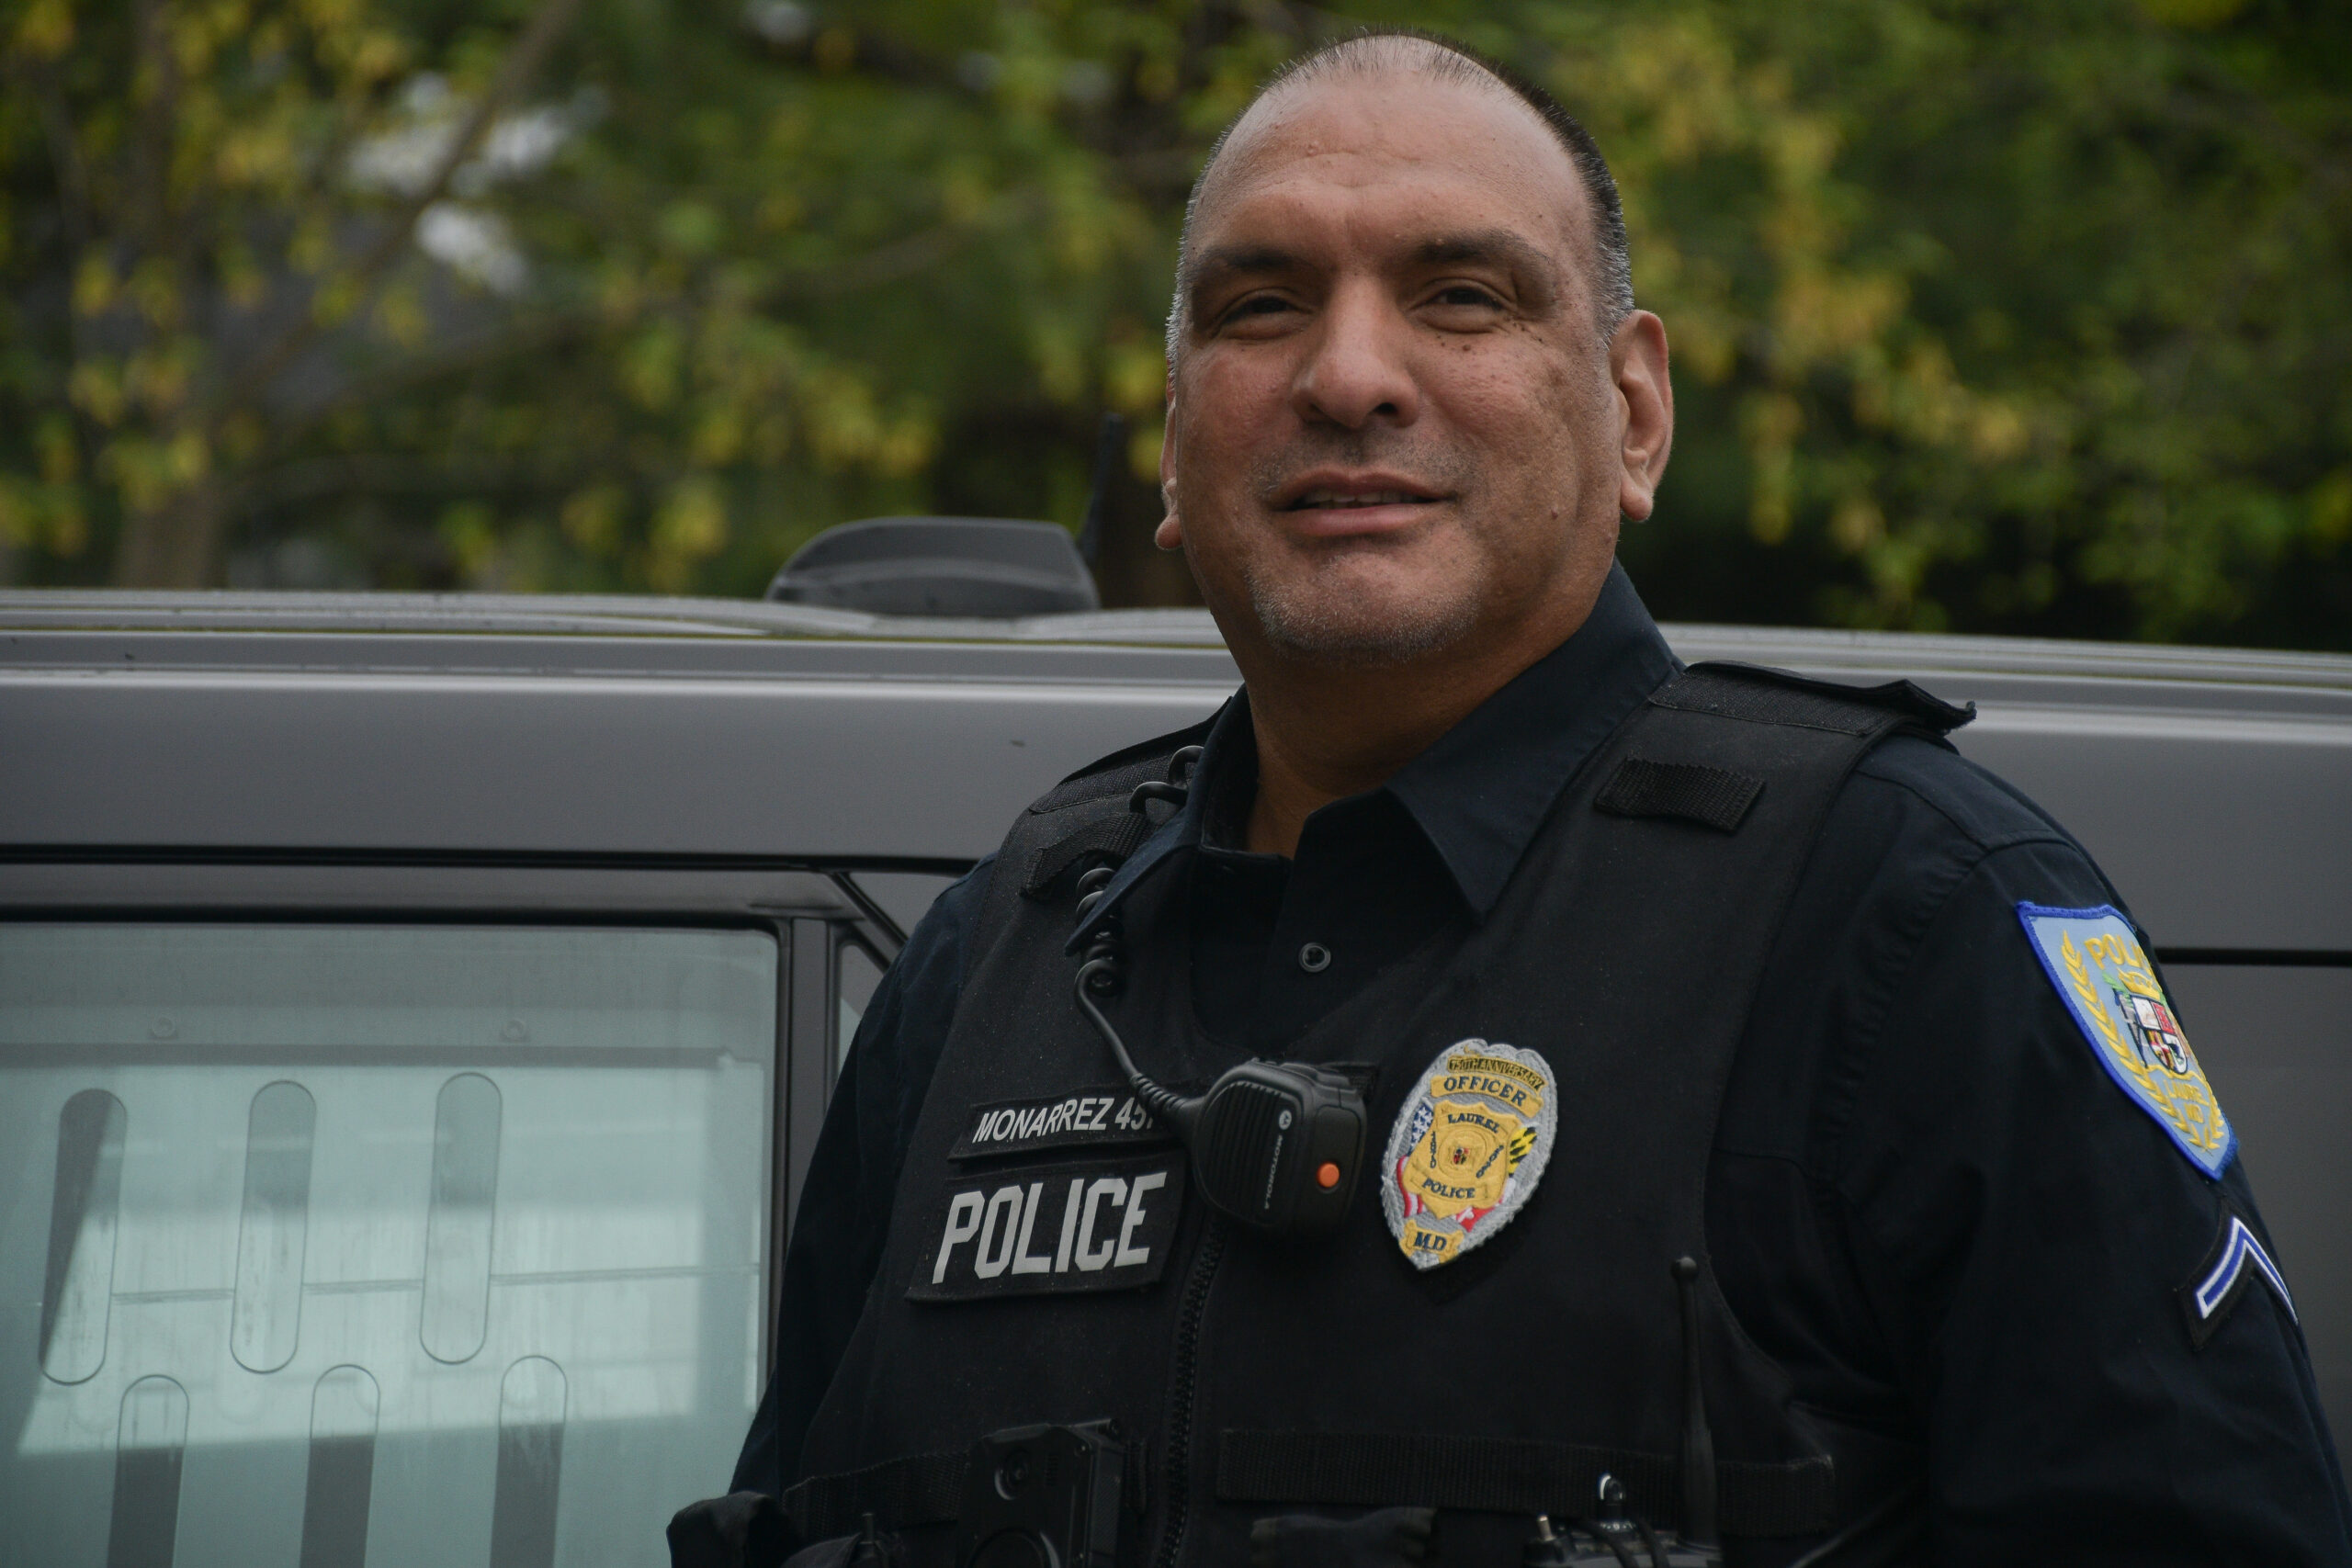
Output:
top-left (673, 29), bottom-right (2352, 1568)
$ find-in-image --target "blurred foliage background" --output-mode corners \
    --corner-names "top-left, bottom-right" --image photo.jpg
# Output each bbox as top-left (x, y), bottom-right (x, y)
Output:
top-left (4, 0), bottom-right (2347, 646)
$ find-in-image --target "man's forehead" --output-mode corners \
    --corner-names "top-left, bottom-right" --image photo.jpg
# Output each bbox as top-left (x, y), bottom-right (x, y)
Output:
top-left (1192, 66), bottom-right (1587, 253)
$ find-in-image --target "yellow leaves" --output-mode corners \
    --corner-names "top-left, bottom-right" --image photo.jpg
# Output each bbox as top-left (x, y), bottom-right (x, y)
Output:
top-left (1598, 16), bottom-right (1744, 162)
top-left (311, 269), bottom-right (363, 329)
top-left (2311, 471), bottom-right (2352, 547)
top-left (1773, 268), bottom-right (1905, 366)
top-left (218, 239), bottom-right (267, 309)
top-left (375, 279), bottom-right (429, 349)
top-left (68, 359), bottom-right (127, 427)
top-left (1830, 494), bottom-right (1883, 554)
top-left (123, 341), bottom-right (196, 415)
top-left (623, 322), bottom-right (684, 412)
top-left (1102, 335), bottom-right (1164, 416)
top-left (0, 474), bottom-right (90, 557)
top-left (101, 430), bottom-right (213, 514)
top-left (561, 483), bottom-right (628, 555)
top-left (34, 414), bottom-right (78, 484)
top-left (128, 257), bottom-right (184, 330)
top-left (939, 171), bottom-right (992, 228)
top-left (1967, 401), bottom-right (2030, 465)
top-left (1031, 314), bottom-right (1089, 406)
top-left (72, 254), bottom-right (117, 318)
top-left (754, 189), bottom-right (802, 235)
top-left (658, 201), bottom-right (724, 258)
top-left (1134, 57), bottom-right (1177, 105)
top-left (343, 29), bottom-right (407, 85)
top-left (217, 121), bottom-right (304, 189)
top-left (220, 411), bottom-right (266, 466)
top-left (1740, 390), bottom-right (1803, 544)
top-left (10, 0), bottom-right (74, 61)
top-left (647, 476), bottom-right (728, 592)
top-left (2136, 0), bottom-right (2250, 28)
top-left (438, 500), bottom-right (500, 580)
top-left (288, 213), bottom-right (334, 276)
top-left (1127, 419), bottom-right (1164, 484)
top-left (811, 26), bottom-right (855, 75)
top-left (690, 403), bottom-right (745, 467)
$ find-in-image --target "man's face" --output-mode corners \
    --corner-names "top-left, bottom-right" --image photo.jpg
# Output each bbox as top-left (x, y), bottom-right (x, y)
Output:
top-left (1162, 70), bottom-right (1642, 666)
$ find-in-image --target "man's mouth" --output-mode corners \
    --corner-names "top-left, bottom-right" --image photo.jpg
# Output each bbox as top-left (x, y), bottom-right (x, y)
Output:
top-left (1286, 489), bottom-right (1433, 510)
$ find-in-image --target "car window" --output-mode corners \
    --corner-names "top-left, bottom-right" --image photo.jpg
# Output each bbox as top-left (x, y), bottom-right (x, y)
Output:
top-left (835, 941), bottom-right (885, 1073)
top-left (845, 873), bottom-right (962, 944)
top-left (1, 922), bottom-right (776, 1568)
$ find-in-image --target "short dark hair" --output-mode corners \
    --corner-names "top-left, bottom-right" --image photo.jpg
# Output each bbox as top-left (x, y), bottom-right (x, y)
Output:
top-left (1167, 28), bottom-right (1635, 359)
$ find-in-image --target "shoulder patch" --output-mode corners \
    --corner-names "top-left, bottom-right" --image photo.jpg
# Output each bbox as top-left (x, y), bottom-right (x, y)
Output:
top-left (2018, 902), bottom-right (2233, 1177)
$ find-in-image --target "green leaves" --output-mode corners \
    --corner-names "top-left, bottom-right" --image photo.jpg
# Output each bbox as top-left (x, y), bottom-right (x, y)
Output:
top-left (1, 0), bottom-right (2344, 645)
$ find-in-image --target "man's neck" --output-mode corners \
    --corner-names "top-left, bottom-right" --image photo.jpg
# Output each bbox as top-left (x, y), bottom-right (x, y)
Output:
top-left (1238, 596), bottom-right (1600, 858)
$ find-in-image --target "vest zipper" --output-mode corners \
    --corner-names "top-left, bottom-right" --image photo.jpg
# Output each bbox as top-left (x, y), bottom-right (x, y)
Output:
top-left (1152, 1214), bottom-right (1227, 1568)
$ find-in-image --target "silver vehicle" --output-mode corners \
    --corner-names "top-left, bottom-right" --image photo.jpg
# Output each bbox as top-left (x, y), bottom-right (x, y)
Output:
top-left (4, 535), bottom-right (2347, 1566)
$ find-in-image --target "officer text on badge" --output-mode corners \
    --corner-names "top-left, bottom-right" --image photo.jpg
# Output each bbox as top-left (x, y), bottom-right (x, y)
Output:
top-left (908, 1153), bottom-right (1186, 1302)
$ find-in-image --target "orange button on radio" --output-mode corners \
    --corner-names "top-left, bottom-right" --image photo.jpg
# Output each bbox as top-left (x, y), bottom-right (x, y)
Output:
top-left (1315, 1161), bottom-right (1342, 1190)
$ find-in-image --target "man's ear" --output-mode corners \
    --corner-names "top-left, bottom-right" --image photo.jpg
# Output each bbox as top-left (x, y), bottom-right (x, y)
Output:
top-left (1612, 310), bottom-right (1673, 522)
top-left (1156, 376), bottom-right (1185, 551)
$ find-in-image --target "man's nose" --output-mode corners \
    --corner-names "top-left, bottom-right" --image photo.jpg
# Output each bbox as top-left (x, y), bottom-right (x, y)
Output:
top-left (1291, 281), bottom-right (1420, 431)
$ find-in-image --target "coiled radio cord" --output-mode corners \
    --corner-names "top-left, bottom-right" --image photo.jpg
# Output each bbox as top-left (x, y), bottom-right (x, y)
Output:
top-left (1071, 746), bottom-right (1202, 1131)
top-left (1067, 743), bottom-right (1367, 1241)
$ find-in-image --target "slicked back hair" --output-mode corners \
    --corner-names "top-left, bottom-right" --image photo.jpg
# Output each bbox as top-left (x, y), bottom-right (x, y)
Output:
top-left (1165, 28), bottom-right (1635, 363)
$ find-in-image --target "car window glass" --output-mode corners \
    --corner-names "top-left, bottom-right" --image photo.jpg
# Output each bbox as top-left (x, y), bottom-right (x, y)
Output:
top-left (835, 942), bottom-right (884, 1073)
top-left (0, 922), bottom-right (775, 1568)
top-left (845, 873), bottom-right (962, 942)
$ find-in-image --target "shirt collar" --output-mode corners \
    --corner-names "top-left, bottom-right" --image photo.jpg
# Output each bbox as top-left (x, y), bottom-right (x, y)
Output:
top-left (1069, 561), bottom-right (1678, 949)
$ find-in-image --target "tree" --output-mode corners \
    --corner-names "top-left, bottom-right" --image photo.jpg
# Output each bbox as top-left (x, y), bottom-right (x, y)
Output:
top-left (4, 0), bottom-right (2346, 649)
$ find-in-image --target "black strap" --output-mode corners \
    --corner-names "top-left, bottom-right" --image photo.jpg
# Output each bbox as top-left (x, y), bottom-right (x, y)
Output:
top-left (1024, 719), bottom-right (1217, 816)
top-left (1023, 808), bottom-right (1153, 897)
top-left (779, 1450), bottom-right (965, 1541)
top-left (1594, 758), bottom-right (1765, 832)
top-left (1214, 1430), bottom-right (1837, 1539)
top-left (1653, 664), bottom-right (1973, 738)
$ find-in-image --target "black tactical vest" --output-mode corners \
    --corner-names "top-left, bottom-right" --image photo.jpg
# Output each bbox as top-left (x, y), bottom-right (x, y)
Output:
top-left (787, 664), bottom-right (1968, 1566)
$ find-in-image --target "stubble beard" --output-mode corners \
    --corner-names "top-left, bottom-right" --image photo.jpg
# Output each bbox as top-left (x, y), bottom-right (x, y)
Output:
top-left (1230, 436), bottom-right (1490, 666)
top-left (1240, 547), bottom-right (1489, 666)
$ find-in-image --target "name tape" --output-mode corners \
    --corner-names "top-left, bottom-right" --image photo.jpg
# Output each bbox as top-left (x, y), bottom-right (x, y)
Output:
top-left (949, 1085), bottom-right (1171, 1160)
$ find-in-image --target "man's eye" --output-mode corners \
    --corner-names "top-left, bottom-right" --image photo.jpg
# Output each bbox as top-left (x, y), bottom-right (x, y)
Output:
top-left (1219, 296), bottom-right (1295, 327)
top-left (1430, 285), bottom-right (1502, 310)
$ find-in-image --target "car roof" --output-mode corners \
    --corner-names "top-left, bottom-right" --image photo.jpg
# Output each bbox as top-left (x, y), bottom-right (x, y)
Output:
top-left (6, 588), bottom-right (2347, 690)
top-left (4, 590), bottom-right (2348, 954)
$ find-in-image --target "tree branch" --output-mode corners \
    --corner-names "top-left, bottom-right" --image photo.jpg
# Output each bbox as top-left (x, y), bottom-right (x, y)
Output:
top-left (208, 0), bottom-right (586, 429)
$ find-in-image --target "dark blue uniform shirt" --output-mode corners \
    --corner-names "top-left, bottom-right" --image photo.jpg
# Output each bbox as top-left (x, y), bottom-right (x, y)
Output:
top-left (740, 565), bottom-right (2352, 1563)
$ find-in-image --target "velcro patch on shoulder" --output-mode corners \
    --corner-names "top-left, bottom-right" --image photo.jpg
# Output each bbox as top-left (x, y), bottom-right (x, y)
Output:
top-left (950, 1085), bottom-right (1175, 1159)
top-left (1593, 757), bottom-right (1764, 832)
top-left (909, 1153), bottom-right (1186, 1303)
top-left (2018, 902), bottom-right (2233, 1178)
top-left (2180, 1205), bottom-right (2297, 1347)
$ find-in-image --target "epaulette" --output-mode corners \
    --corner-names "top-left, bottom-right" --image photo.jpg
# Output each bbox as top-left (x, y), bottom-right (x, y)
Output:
top-left (1023, 716), bottom-right (1217, 817)
top-left (1652, 660), bottom-right (1973, 737)
top-left (1015, 716), bottom-right (1216, 899)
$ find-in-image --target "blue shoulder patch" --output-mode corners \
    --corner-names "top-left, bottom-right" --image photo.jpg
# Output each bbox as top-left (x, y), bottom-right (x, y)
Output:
top-left (2017, 902), bottom-right (2234, 1179)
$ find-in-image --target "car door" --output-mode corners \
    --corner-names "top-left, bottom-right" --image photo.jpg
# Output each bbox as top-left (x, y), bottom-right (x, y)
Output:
top-left (0, 854), bottom-right (933, 1568)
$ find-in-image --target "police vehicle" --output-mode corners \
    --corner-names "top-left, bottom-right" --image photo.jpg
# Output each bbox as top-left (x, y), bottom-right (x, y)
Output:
top-left (3, 518), bottom-right (2347, 1566)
